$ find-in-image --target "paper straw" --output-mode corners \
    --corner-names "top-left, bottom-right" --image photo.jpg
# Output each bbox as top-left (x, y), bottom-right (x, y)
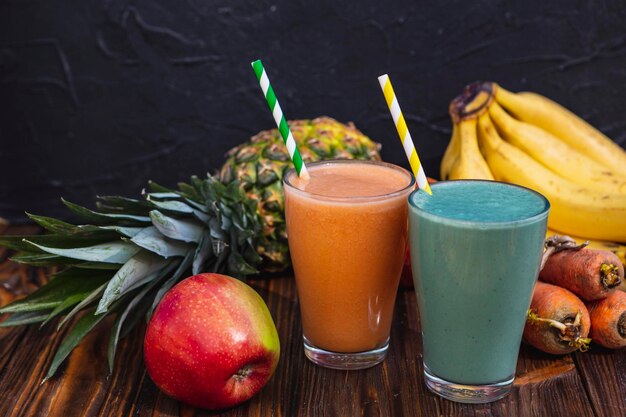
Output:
top-left (378, 74), bottom-right (432, 195)
top-left (251, 59), bottom-right (309, 179)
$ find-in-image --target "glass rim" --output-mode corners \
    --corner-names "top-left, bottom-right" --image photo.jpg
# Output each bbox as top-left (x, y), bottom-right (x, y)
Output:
top-left (283, 159), bottom-right (416, 203)
top-left (408, 179), bottom-right (551, 226)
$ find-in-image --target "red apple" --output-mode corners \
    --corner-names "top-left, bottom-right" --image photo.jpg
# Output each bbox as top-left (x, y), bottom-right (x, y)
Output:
top-left (144, 273), bottom-right (280, 410)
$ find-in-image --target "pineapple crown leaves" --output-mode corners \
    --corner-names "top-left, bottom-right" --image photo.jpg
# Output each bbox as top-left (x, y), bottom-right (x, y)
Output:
top-left (0, 174), bottom-right (263, 380)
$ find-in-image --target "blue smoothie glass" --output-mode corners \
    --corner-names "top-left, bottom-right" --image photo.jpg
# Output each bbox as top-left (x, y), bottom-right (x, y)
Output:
top-left (408, 180), bottom-right (549, 403)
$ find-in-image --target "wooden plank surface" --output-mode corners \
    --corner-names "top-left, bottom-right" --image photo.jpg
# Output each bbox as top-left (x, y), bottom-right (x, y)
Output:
top-left (0, 225), bottom-right (624, 417)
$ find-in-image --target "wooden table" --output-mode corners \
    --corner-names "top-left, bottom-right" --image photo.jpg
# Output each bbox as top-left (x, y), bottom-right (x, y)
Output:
top-left (1, 225), bottom-right (625, 417)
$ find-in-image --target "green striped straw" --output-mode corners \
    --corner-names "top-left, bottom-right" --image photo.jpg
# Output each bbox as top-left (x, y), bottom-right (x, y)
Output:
top-left (251, 59), bottom-right (309, 179)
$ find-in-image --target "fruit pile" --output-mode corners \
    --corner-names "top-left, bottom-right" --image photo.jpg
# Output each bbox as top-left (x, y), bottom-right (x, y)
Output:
top-left (0, 117), bottom-right (382, 381)
top-left (1, 81), bottom-right (626, 410)
top-left (441, 82), bottom-right (626, 267)
top-left (442, 82), bottom-right (626, 354)
top-left (524, 236), bottom-right (625, 354)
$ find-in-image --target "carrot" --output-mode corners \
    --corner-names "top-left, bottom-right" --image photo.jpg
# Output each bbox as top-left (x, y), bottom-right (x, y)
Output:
top-left (524, 282), bottom-right (591, 354)
top-left (587, 291), bottom-right (626, 349)
top-left (540, 246), bottom-right (624, 302)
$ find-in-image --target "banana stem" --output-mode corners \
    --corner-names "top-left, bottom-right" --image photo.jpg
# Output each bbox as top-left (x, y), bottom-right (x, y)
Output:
top-left (449, 82), bottom-right (495, 123)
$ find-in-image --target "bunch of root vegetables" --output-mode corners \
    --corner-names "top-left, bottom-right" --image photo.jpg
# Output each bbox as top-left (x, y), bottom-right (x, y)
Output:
top-left (524, 235), bottom-right (626, 354)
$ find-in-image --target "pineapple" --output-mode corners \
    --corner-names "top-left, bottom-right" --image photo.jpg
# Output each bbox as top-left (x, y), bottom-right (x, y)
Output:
top-left (0, 117), bottom-right (381, 379)
top-left (219, 117), bottom-right (381, 270)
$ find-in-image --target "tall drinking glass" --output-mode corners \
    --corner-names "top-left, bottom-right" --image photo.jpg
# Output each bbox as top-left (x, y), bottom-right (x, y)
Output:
top-left (283, 160), bottom-right (414, 370)
top-left (408, 180), bottom-right (549, 403)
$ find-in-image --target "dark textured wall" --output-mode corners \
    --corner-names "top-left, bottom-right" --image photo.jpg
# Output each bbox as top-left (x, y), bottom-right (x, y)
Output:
top-left (1, 0), bottom-right (625, 222)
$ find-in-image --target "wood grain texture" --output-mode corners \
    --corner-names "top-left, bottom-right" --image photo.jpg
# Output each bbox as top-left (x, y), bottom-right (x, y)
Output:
top-left (0, 225), bottom-right (624, 417)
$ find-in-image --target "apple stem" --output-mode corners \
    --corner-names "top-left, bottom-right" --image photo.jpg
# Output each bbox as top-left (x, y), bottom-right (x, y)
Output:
top-left (233, 365), bottom-right (253, 381)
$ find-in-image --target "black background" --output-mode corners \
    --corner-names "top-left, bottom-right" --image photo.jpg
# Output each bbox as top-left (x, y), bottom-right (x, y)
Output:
top-left (1, 0), bottom-right (625, 222)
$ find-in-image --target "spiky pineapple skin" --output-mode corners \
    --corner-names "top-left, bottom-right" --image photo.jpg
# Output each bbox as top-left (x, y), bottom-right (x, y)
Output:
top-left (219, 117), bottom-right (382, 271)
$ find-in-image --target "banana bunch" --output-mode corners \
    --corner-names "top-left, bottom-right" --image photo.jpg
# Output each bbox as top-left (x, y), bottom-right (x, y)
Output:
top-left (441, 82), bottom-right (626, 246)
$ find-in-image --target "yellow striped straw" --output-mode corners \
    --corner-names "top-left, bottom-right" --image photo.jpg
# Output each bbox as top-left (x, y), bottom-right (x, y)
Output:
top-left (378, 74), bottom-right (432, 195)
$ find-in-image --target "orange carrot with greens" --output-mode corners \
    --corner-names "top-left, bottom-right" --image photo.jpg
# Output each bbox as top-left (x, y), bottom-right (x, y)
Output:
top-left (587, 291), bottom-right (626, 349)
top-left (524, 282), bottom-right (591, 354)
top-left (540, 247), bottom-right (624, 301)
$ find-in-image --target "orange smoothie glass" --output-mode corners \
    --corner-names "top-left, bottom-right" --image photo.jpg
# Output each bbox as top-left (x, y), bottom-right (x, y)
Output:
top-left (283, 160), bottom-right (414, 369)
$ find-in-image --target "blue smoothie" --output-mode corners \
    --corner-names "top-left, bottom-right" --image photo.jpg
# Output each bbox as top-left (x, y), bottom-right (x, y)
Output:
top-left (409, 180), bottom-right (549, 385)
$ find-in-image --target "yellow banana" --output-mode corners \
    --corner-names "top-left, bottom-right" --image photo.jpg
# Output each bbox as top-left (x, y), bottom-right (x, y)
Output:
top-left (447, 118), bottom-right (494, 180)
top-left (440, 123), bottom-right (460, 180)
top-left (488, 101), bottom-right (626, 195)
top-left (494, 85), bottom-right (626, 177)
top-left (476, 113), bottom-right (626, 242)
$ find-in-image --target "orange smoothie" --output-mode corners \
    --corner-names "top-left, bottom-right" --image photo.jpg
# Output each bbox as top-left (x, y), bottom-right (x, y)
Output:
top-left (284, 160), bottom-right (414, 354)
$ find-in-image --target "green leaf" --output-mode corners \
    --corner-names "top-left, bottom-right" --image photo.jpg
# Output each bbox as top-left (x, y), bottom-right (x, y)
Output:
top-left (191, 211), bottom-right (211, 225)
top-left (147, 192), bottom-right (181, 199)
top-left (147, 181), bottom-right (176, 194)
top-left (0, 269), bottom-right (112, 314)
top-left (192, 233), bottom-right (213, 274)
top-left (96, 251), bottom-right (171, 314)
top-left (27, 213), bottom-right (139, 240)
top-left (171, 198), bottom-right (212, 225)
top-left (147, 198), bottom-right (212, 225)
top-left (146, 198), bottom-right (193, 214)
top-left (74, 262), bottom-right (122, 270)
top-left (147, 250), bottom-right (194, 320)
top-left (212, 241), bottom-right (230, 274)
top-left (121, 295), bottom-right (153, 339)
top-left (26, 213), bottom-right (145, 239)
top-left (108, 279), bottom-right (161, 372)
top-left (182, 197), bottom-right (208, 212)
top-left (149, 210), bottom-right (204, 243)
top-left (44, 306), bottom-right (114, 382)
top-left (99, 226), bottom-right (144, 238)
top-left (31, 234), bottom-right (121, 247)
top-left (26, 213), bottom-right (77, 234)
top-left (40, 294), bottom-right (88, 327)
top-left (62, 199), bottom-right (151, 225)
top-left (0, 310), bottom-right (52, 327)
top-left (177, 182), bottom-right (201, 201)
top-left (228, 251), bottom-right (259, 276)
top-left (0, 234), bottom-right (119, 252)
top-left (130, 226), bottom-right (192, 258)
top-left (10, 252), bottom-right (80, 266)
top-left (23, 240), bottom-right (141, 264)
top-left (208, 217), bottom-right (227, 241)
top-left (96, 195), bottom-right (154, 215)
top-left (0, 236), bottom-right (44, 252)
top-left (57, 283), bottom-right (107, 329)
